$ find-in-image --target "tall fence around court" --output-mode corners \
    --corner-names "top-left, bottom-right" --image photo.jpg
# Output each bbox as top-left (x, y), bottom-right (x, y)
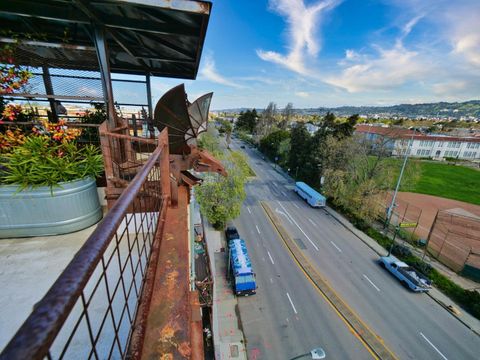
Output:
top-left (377, 192), bottom-right (423, 242)
top-left (427, 209), bottom-right (480, 279)
top-left (0, 130), bottom-right (170, 359)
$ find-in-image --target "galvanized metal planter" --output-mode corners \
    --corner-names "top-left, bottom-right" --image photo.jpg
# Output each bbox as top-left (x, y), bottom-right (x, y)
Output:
top-left (0, 177), bottom-right (102, 238)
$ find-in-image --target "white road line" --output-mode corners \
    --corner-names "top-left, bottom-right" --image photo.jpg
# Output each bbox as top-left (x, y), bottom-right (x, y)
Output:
top-left (277, 202), bottom-right (319, 251)
top-left (308, 218), bottom-right (317, 227)
top-left (330, 241), bottom-right (342, 253)
top-left (293, 203), bottom-right (300, 209)
top-left (256, 225), bottom-right (261, 234)
top-left (281, 191), bottom-right (287, 196)
top-left (270, 278), bottom-right (273, 284)
top-left (286, 292), bottom-right (298, 314)
top-left (420, 332), bottom-right (449, 360)
top-left (362, 274), bottom-right (381, 292)
top-left (275, 208), bottom-right (293, 224)
top-left (247, 206), bottom-right (251, 214)
top-left (267, 251), bottom-right (275, 265)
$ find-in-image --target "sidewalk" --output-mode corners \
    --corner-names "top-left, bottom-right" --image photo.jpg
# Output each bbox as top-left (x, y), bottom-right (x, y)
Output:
top-left (204, 222), bottom-right (247, 360)
top-left (257, 148), bottom-right (480, 335)
top-left (325, 206), bottom-right (480, 336)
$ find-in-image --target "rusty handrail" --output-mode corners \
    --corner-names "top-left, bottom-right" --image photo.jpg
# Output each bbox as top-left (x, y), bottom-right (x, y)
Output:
top-left (0, 144), bottom-right (166, 360)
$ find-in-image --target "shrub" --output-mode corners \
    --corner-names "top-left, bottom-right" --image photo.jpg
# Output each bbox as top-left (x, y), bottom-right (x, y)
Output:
top-left (0, 122), bottom-right (103, 189)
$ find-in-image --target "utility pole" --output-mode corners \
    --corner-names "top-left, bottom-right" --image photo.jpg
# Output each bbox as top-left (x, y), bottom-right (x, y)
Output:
top-left (385, 129), bottom-right (416, 231)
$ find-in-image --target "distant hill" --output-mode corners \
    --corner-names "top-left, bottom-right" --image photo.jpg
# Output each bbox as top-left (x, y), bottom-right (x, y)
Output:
top-left (215, 100), bottom-right (480, 118)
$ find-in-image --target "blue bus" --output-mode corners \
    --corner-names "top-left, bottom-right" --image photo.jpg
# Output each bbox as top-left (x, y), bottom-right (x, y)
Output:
top-left (228, 238), bottom-right (257, 296)
top-left (294, 182), bottom-right (326, 208)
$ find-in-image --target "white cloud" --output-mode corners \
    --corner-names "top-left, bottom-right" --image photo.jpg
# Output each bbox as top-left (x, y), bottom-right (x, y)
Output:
top-left (326, 41), bottom-right (430, 92)
top-left (199, 55), bottom-right (243, 88)
top-left (78, 86), bottom-right (101, 97)
top-left (257, 0), bottom-right (340, 75)
top-left (295, 91), bottom-right (310, 98)
top-left (449, 16), bottom-right (480, 67)
top-left (236, 76), bottom-right (280, 85)
top-left (400, 14), bottom-right (423, 39)
top-left (432, 81), bottom-right (468, 96)
top-left (345, 49), bottom-right (359, 60)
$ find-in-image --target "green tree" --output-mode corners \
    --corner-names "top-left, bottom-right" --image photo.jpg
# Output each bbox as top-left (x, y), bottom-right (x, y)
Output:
top-left (216, 119), bottom-right (233, 148)
top-left (235, 109), bottom-right (258, 133)
top-left (288, 123), bottom-right (312, 180)
top-left (322, 135), bottom-right (419, 223)
top-left (259, 129), bottom-right (290, 160)
top-left (197, 131), bottom-right (249, 229)
top-left (196, 167), bottom-right (246, 230)
top-left (196, 152), bottom-right (248, 230)
top-left (198, 128), bottom-right (221, 157)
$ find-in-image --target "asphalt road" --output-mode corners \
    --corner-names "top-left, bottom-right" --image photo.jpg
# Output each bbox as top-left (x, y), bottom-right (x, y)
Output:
top-left (229, 138), bottom-right (480, 360)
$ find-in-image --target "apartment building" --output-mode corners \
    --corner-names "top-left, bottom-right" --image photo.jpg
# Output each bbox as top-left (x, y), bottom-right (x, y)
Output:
top-left (355, 124), bottom-right (480, 160)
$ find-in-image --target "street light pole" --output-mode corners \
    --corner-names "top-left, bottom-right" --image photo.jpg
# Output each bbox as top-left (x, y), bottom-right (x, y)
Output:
top-left (385, 129), bottom-right (416, 231)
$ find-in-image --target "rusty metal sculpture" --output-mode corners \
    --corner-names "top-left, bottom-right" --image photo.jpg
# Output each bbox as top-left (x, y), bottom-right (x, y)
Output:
top-left (154, 84), bottom-right (226, 206)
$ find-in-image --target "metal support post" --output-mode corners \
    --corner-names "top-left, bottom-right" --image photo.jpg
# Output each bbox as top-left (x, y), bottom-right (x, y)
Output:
top-left (41, 66), bottom-right (57, 122)
top-left (387, 226), bottom-right (400, 256)
top-left (93, 24), bottom-right (116, 130)
top-left (146, 73), bottom-right (155, 137)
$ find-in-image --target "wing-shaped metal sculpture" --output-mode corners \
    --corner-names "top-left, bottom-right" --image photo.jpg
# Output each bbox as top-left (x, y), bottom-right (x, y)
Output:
top-left (153, 84), bottom-right (213, 154)
top-left (152, 84), bottom-right (225, 206)
top-left (186, 92), bottom-right (213, 144)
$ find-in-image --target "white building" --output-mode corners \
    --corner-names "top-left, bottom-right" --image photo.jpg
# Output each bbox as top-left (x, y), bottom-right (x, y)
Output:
top-left (355, 124), bottom-right (480, 160)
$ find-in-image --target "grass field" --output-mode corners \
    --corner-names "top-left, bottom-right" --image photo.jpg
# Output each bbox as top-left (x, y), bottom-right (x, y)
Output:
top-left (401, 162), bottom-right (480, 205)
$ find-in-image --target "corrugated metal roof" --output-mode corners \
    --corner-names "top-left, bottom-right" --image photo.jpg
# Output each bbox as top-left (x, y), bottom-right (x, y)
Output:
top-left (0, 0), bottom-right (211, 79)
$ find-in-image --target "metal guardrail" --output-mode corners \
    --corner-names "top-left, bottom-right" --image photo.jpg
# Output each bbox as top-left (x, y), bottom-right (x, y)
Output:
top-left (0, 143), bottom-right (168, 360)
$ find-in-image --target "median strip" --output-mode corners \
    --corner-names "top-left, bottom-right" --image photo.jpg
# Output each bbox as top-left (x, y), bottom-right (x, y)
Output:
top-left (261, 201), bottom-right (398, 360)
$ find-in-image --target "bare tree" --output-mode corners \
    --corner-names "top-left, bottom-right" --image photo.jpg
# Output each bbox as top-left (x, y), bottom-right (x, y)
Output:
top-left (255, 102), bottom-right (277, 139)
top-left (322, 134), bottom-right (419, 223)
top-left (280, 102), bottom-right (294, 130)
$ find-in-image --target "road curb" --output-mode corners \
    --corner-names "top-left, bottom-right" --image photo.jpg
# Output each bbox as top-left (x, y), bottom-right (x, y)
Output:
top-left (261, 201), bottom-right (398, 360)
top-left (323, 206), bottom-right (480, 337)
top-left (426, 292), bottom-right (480, 337)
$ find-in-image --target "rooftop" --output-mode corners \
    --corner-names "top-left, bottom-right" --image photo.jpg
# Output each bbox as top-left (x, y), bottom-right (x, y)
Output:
top-left (355, 124), bottom-right (480, 143)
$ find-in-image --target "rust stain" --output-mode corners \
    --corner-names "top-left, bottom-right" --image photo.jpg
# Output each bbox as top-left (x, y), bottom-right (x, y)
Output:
top-left (140, 186), bottom-right (194, 360)
top-left (178, 342), bottom-right (192, 357)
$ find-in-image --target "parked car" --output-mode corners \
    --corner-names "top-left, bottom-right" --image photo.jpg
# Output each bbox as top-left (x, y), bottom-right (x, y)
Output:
top-left (225, 226), bottom-right (240, 242)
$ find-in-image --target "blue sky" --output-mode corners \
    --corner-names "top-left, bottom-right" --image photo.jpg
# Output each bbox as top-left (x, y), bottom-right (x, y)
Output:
top-left (151, 0), bottom-right (480, 110)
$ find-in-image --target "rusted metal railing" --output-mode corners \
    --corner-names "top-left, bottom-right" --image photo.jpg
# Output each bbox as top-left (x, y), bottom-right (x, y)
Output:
top-left (0, 130), bottom-right (170, 360)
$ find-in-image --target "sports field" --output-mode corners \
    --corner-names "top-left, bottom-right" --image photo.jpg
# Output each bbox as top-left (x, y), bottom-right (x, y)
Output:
top-left (401, 162), bottom-right (480, 206)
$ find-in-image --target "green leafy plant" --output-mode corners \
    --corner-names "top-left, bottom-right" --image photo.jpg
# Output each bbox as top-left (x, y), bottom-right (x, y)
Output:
top-left (0, 135), bottom-right (103, 189)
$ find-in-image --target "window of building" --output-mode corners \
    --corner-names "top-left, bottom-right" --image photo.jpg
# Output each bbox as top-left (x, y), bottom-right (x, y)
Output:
top-left (416, 149), bottom-right (421, 155)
